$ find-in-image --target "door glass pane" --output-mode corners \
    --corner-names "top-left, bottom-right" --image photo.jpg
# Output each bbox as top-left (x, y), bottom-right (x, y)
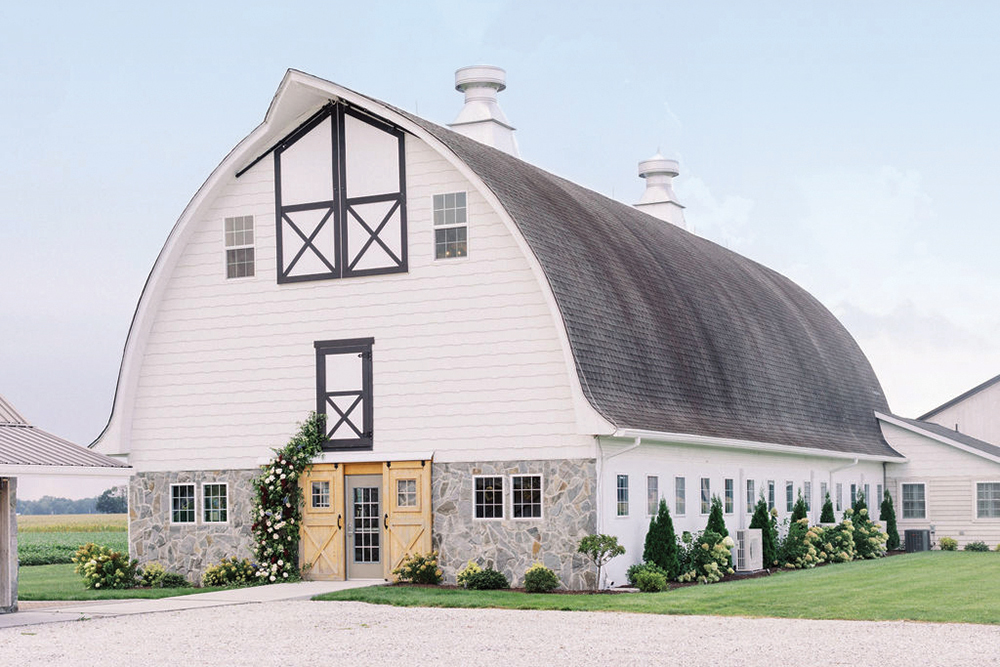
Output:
top-left (353, 486), bottom-right (380, 563)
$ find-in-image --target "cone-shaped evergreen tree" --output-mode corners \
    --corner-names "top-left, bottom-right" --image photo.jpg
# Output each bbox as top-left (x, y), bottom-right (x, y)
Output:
top-left (820, 492), bottom-right (836, 523)
top-left (705, 495), bottom-right (728, 538)
top-left (749, 495), bottom-right (778, 567)
top-left (790, 490), bottom-right (808, 522)
top-left (880, 490), bottom-right (900, 550)
top-left (643, 499), bottom-right (680, 578)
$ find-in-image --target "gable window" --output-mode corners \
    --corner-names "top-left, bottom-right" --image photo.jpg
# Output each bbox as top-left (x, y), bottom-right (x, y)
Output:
top-left (724, 478), bottom-right (734, 514)
top-left (647, 476), bottom-right (659, 516)
top-left (768, 480), bottom-right (775, 510)
top-left (203, 483), bottom-right (228, 523)
top-left (274, 103), bottom-right (407, 283)
top-left (433, 192), bottom-right (468, 259)
top-left (396, 479), bottom-right (417, 508)
top-left (746, 479), bottom-right (755, 514)
top-left (225, 215), bottom-right (255, 279)
top-left (700, 478), bottom-right (710, 514)
top-left (675, 477), bottom-right (686, 515)
top-left (315, 338), bottom-right (374, 450)
top-left (803, 481), bottom-right (812, 512)
top-left (617, 474), bottom-right (629, 516)
top-left (171, 484), bottom-right (195, 524)
top-left (474, 476), bottom-right (503, 519)
top-left (977, 483), bottom-right (1000, 518)
top-left (786, 481), bottom-right (794, 512)
top-left (512, 474), bottom-right (542, 519)
top-left (902, 483), bottom-right (926, 519)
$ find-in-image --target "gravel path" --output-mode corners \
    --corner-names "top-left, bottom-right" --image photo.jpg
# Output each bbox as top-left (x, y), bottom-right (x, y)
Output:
top-left (3, 601), bottom-right (999, 666)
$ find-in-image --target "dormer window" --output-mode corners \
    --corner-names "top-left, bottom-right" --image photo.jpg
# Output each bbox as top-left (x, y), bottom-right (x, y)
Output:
top-left (274, 103), bottom-right (407, 283)
top-left (433, 192), bottom-right (467, 259)
top-left (224, 215), bottom-right (255, 279)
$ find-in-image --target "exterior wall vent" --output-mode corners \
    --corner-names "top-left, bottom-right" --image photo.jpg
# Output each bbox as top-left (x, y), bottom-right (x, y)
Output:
top-left (735, 528), bottom-right (763, 572)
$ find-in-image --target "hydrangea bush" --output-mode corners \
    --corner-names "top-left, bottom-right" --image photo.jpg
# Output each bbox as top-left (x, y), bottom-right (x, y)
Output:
top-left (392, 551), bottom-right (443, 584)
top-left (677, 530), bottom-right (734, 584)
top-left (72, 543), bottom-right (139, 590)
top-left (781, 518), bottom-right (824, 568)
top-left (203, 557), bottom-right (257, 587)
top-left (821, 518), bottom-right (856, 563)
top-left (251, 412), bottom-right (326, 583)
top-left (848, 507), bottom-right (887, 559)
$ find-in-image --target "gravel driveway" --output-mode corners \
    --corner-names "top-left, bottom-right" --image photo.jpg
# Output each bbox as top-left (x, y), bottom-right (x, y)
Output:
top-left (3, 601), bottom-right (999, 666)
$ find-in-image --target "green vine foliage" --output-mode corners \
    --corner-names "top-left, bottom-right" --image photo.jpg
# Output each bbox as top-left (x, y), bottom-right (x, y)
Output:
top-left (251, 412), bottom-right (326, 583)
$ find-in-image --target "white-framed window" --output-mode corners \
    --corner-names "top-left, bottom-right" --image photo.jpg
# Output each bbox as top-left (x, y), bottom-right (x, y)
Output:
top-left (786, 481), bottom-right (794, 512)
top-left (675, 476), bottom-right (686, 515)
top-left (877, 483), bottom-right (883, 506)
top-left (746, 479), bottom-right (755, 514)
top-left (864, 484), bottom-right (871, 507)
top-left (724, 478), bottom-right (734, 514)
top-left (700, 477), bottom-right (710, 514)
top-left (803, 481), bottom-right (812, 512)
top-left (474, 476), bottom-right (504, 519)
top-left (170, 484), bottom-right (195, 524)
top-left (617, 474), bottom-right (629, 516)
top-left (976, 482), bottom-right (1000, 518)
top-left (647, 475), bottom-right (659, 516)
top-left (850, 483), bottom-right (857, 507)
top-left (902, 483), bottom-right (926, 519)
top-left (836, 483), bottom-right (843, 512)
top-left (202, 483), bottom-right (228, 523)
top-left (820, 482), bottom-right (828, 506)
top-left (433, 192), bottom-right (468, 259)
top-left (312, 480), bottom-right (331, 508)
top-left (396, 479), bottom-right (417, 508)
top-left (512, 474), bottom-right (542, 519)
top-left (768, 480), bottom-right (775, 510)
top-left (224, 215), bottom-right (255, 279)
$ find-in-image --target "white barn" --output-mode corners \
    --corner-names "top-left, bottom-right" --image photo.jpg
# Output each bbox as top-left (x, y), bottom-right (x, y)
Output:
top-left (92, 66), bottom-right (905, 588)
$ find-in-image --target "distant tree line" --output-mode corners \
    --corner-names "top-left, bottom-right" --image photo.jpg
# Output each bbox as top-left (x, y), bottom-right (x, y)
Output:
top-left (17, 486), bottom-right (127, 515)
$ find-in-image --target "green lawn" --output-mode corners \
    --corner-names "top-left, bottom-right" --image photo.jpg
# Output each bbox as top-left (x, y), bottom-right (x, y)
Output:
top-left (18, 564), bottom-right (213, 601)
top-left (316, 552), bottom-right (1000, 624)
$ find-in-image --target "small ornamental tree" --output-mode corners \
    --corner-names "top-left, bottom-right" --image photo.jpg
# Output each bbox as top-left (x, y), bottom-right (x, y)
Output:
top-left (251, 412), bottom-right (326, 584)
top-left (577, 534), bottom-right (625, 590)
top-left (643, 499), bottom-right (680, 578)
top-left (749, 495), bottom-right (779, 567)
top-left (820, 492), bottom-right (836, 523)
top-left (790, 491), bottom-right (808, 523)
top-left (880, 490), bottom-right (900, 551)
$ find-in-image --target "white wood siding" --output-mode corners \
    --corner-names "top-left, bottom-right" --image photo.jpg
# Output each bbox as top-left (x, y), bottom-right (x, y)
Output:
top-left (126, 134), bottom-right (592, 471)
top-left (925, 382), bottom-right (1000, 446)
top-left (882, 422), bottom-right (1000, 548)
top-left (598, 438), bottom-right (885, 583)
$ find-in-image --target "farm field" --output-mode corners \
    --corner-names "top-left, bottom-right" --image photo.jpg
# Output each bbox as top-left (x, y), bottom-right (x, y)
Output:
top-left (17, 513), bottom-right (128, 566)
top-left (317, 552), bottom-right (1000, 625)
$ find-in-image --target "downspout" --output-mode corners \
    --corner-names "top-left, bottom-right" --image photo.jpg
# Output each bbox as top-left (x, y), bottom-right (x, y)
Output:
top-left (829, 457), bottom-right (859, 505)
top-left (595, 436), bottom-right (643, 536)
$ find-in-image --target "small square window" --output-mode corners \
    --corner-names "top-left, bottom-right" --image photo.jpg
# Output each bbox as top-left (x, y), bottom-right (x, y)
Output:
top-left (617, 474), bottom-right (629, 516)
top-left (397, 479), bottom-right (417, 508)
top-left (512, 475), bottom-right (542, 519)
top-left (224, 215), bottom-right (255, 279)
top-left (171, 484), bottom-right (195, 524)
top-left (647, 476), bottom-right (659, 516)
top-left (312, 481), bottom-right (331, 508)
top-left (433, 191), bottom-right (468, 259)
top-left (475, 476), bottom-right (503, 519)
top-left (203, 483), bottom-right (228, 523)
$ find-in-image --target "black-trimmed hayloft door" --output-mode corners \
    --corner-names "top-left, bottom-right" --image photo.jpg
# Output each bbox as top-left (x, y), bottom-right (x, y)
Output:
top-left (346, 474), bottom-right (383, 579)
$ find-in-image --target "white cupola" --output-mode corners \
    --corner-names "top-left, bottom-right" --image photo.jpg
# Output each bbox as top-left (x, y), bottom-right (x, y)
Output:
top-left (635, 153), bottom-right (687, 230)
top-left (448, 65), bottom-right (519, 157)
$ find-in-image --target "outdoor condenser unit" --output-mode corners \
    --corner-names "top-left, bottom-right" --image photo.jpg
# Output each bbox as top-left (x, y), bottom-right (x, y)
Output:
top-left (735, 528), bottom-right (763, 572)
top-left (904, 529), bottom-right (931, 553)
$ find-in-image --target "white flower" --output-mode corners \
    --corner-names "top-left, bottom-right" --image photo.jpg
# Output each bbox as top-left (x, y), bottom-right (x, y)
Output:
top-left (283, 572), bottom-right (288, 578)
top-left (277, 559), bottom-right (284, 566)
top-left (270, 575), bottom-right (276, 582)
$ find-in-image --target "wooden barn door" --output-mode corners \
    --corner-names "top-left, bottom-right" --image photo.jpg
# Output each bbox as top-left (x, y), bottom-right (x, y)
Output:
top-left (383, 460), bottom-right (432, 578)
top-left (300, 464), bottom-right (345, 580)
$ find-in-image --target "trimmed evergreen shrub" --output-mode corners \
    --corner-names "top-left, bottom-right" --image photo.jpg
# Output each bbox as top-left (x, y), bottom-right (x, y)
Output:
top-left (749, 496), bottom-right (779, 567)
top-left (790, 491), bottom-right (808, 523)
top-left (964, 541), bottom-right (990, 552)
top-left (705, 495), bottom-right (732, 568)
top-left (523, 563), bottom-right (559, 593)
top-left (643, 499), bottom-right (680, 578)
top-left (939, 537), bottom-right (958, 551)
top-left (463, 568), bottom-right (509, 590)
top-left (820, 492), bottom-right (836, 523)
top-left (880, 490), bottom-right (900, 551)
top-left (633, 569), bottom-right (668, 592)
top-left (626, 562), bottom-right (669, 586)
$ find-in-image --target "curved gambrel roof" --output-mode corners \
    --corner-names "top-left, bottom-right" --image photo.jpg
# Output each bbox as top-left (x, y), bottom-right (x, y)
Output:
top-left (398, 112), bottom-right (898, 458)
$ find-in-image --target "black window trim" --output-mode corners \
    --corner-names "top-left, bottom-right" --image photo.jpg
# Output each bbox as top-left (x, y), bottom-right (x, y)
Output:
top-left (315, 337), bottom-right (374, 451)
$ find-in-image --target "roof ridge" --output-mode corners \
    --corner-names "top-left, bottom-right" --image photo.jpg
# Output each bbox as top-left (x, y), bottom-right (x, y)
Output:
top-left (918, 373), bottom-right (1000, 420)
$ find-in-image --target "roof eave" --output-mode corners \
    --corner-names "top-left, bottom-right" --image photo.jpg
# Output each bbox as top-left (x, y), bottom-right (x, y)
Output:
top-left (876, 411), bottom-right (1000, 464)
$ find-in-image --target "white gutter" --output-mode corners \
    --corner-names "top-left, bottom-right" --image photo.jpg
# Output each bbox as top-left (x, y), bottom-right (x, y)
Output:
top-left (611, 428), bottom-right (905, 463)
top-left (0, 465), bottom-right (132, 478)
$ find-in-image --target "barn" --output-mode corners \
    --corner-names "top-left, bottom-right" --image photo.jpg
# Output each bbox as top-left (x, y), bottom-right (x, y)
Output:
top-left (91, 66), bottom-right (904, 588)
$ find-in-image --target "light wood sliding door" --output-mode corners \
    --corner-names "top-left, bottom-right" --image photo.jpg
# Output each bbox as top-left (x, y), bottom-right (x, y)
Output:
top-left (383, 460), bottom-right (432, 579)
top-left (300, 464), bottom-right (345, 580)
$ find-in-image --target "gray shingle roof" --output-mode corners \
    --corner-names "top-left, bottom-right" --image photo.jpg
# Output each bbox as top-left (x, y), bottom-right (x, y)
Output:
top-left (396, 110), bottom-right (899, 458)
top-left (0, 395), bottom-right (128, 469)
top-left (893, 415), bottom-right (1000, 459)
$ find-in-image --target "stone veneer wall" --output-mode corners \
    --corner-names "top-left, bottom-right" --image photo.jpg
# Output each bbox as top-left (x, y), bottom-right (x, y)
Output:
top-left (130, 470), bottom-right (256, 582)
top-left (432, 459), bottom-right (597, 590)
top-left (1, 477), bottom-right (16, 614)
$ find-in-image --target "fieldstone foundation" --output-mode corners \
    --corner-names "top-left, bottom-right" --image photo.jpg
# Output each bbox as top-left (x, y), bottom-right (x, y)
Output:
top-left (1, 477), bottom-right (17, 614)
top-left (130, 470), bottom-right (256, 583)
top-left (432, 459), bottom-right (597, 590)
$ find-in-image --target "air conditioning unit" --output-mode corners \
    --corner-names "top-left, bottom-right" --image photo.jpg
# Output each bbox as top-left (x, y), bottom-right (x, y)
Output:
top-left (735, 528), bottom-right (763, 572)
top-left (905, 529), bottom-right (931, 553)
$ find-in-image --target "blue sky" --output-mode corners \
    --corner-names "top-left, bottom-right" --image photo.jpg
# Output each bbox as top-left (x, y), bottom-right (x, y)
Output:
top-left (2, 2), bottom-right (998, 497)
